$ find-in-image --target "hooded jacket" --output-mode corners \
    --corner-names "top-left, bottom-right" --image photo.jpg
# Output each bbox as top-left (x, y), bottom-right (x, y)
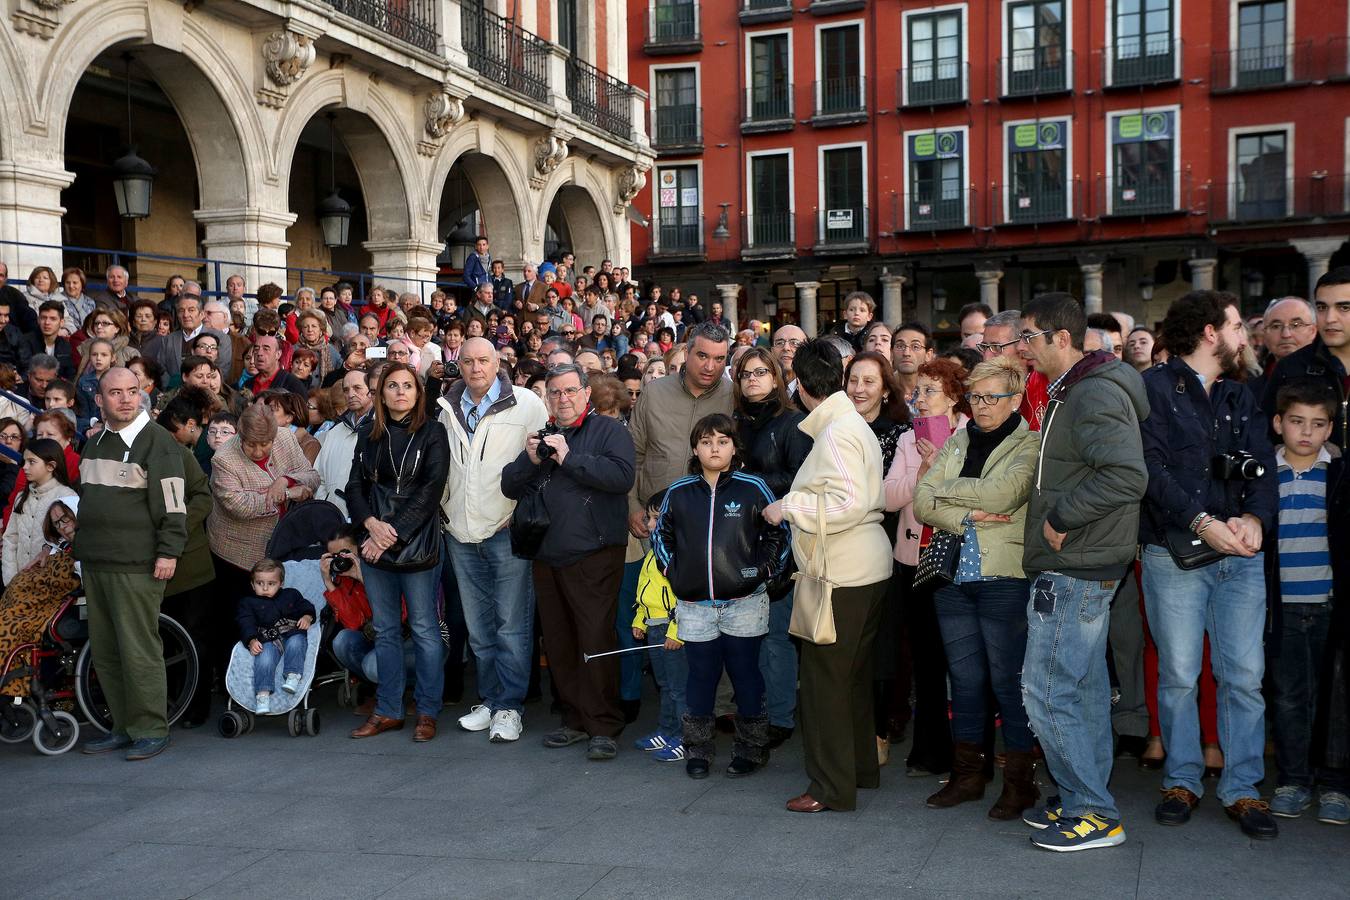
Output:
top-left (1022, 351), bottom-right (1150, 580)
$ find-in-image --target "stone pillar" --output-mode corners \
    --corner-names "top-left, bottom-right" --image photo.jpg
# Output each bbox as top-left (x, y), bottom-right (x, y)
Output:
top-left (629, 86), bottom-right (651, 149)
top-left (1078, 256), bottom-right (1104, 314)
top-left (194, 207), bottom-right (296, 310)
top-left (715, 283), bottom-right (741, 332)
top-left (795, 280), bottom-right (820, 337)
top-left (364, 239), bottom-right (445, 301)
top-left (547, 43), bottom-right (573, 116)
top-left (1290, 237), bottom-right (1347, 294)
top-left (879, 270), bottom-right (906, 328)
top-left (0, 159), bottom-right (75, 276)
top-left (1189, 257), bottom-right (1218, 291)
top-left (974, 265), bottom-right (1004, 312)
top-left (439, 0), bottom-right (469, 67)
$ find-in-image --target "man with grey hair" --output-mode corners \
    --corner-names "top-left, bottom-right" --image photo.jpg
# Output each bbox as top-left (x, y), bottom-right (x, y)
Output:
top-left (502, 362), bottom-right (636, 760)
top-left (470, 282), bottom-right (495, 319)
top-left (977, 309), bottom-right (1024, 361)
top-left (1084, 327), bottom-right (1115, 355)
top-left (819, 333), bottom-right (856, 365)
top-left (1260, 296), bottom-right (1316, 365)
top-left (144, 293), bottom-right (231, 378)
top-left (202, 298), bottom-right (230, 334)
top-left (515, 262), bottom-right (543, 310)
top-left (91, 264), bottom-right (131, 312)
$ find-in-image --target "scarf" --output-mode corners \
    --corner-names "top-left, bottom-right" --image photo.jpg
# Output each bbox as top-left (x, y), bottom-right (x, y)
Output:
top-left (960, 412), bottom-right (1022, 478)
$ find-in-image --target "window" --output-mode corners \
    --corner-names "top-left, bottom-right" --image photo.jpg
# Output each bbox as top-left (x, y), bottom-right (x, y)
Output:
top-left (655, 165), bottom-right (702, 252)
top-left (1109, 110), bottom-right (1176, 214)
top-left (748, 33), bottom-right (791, 121)
top-left (1236, 1), bottom-right (1287, 87)
top-left (907, 10), bottom-right (964, 105)
top-left (653, 68), bottom-right (699, 148)
top-left (1235, 130), bottom-right (1288, 219)
top-left (557, 0), bottom-right (578, 56)
top-left (907, 130), bottom-right (966, 229)
top-left (1006, 119), bottom-right (1069, 223)
top-left (1006, 0), bottom-right (1066, 95)
top-left (749, 153), bottom-right (793, 247)
top-left (817, 24), bottom-right (864, 115)
top-left (650, 0), bottom-right (698, 44)
top-left (820, 145), bottom-right (866, 243)
top-left (1111, 0), bottom-right (1174, 85)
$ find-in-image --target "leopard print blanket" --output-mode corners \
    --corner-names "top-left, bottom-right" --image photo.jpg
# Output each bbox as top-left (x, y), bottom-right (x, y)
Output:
top-left (0, 551), bottom-right (80, 697)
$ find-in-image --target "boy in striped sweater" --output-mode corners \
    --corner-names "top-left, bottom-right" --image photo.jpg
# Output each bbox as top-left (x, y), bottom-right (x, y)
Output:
top-left (1267, 380), bottom-right (1347, 824)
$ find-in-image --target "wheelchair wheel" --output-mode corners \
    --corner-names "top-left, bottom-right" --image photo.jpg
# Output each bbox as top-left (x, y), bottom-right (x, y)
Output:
top-left (218, 711), bottom-right (244, 738)
top-left (0, 700), bottom-right (37, 743)
top-left (75, 613), bottom-right (199, 734)
top-left (32, 710), bottom-right (79, 755)
top-left (304, 708), bottom-right (320, 736)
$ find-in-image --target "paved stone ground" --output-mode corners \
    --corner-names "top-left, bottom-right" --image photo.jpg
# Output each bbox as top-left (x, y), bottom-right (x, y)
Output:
top-left (5, 681), bottom-right (1347, 899)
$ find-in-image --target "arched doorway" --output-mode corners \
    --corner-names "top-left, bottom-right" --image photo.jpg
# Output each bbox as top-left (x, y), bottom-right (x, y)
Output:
top-left (436, 152), bottom-right (526, 282)
top-left (545, 182), bottom-right (609, 272)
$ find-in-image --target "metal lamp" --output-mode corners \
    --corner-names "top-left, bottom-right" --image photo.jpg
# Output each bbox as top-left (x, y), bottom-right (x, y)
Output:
top-left (113, 54), bottom-right (155, 219)
top-left (318, 112), bottom-right (351, 248)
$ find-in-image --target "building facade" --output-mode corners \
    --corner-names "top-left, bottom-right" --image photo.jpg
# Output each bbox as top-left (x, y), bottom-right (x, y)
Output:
top-left (0, 0), bottom-right (653, 296)
top-left (627, 0), bottom-right (1350, 335)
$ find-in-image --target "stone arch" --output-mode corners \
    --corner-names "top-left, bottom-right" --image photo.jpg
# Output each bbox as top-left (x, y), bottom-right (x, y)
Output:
top-left (430, 124), bottom-right (531, 270)
top-left (538, 158), bottom-right (616, 269)
top-left (0, 29), bottom-right (36, 161)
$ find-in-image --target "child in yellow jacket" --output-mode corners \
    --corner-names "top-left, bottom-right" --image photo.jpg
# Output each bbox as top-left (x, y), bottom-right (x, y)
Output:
top-left (630, 491), bottom-right (688, 761)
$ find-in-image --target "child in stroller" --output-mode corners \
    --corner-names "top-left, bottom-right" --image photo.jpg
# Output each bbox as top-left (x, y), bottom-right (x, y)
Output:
top-left (236, 559), bottom-right (316, 713)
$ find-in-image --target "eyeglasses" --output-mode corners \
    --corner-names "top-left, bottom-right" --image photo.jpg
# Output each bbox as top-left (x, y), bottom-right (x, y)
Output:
top-left (562, 329), bottom-right (576, 336)
top-left (738, 367), bottom-right (772, 380)
top-left (627, 389), bottom-right (642, 399)
top-left (772, 338), bottom-right (803, 349)
top-left (547, 386), bottom-right (584, 399)
top-left (207, 427), bottom-right (236, 438)
top-left (51, 512), bottom-right (74, 529)
top-left (896, 341), bottom-right (928, 354)
top-left (1019, 328), bottom-right (1054, 344)
top-left (0, 431), bottom-right (20, 444)
top-left (976, 338), bottom-right (1021, 355)
top-left (255, 328), bottom-right (278, 337)
top-left (965, 391), bottom-right (1017, 406)
top-left (93, 320), bottom-right (115, 329)
top-left (916, 386), bottom-right (945, 398)
top-left (1265, 320), bottom-right (1311, 333)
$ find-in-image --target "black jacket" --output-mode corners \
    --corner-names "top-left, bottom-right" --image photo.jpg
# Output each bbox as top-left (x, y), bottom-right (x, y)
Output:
top-left (0, 285), bottom-right (36, 336)
top-left (346, 417), bottom-right (451, 572)
top-left (21, 332), bottom-right (75, 379)
top-left (0, 323), bottom-right (31, 372)
top-left (500, 410), bottom-right (636, 567)
top-left (1140, 355), bottom-right (1278, 544)
top-left (236, 587), bottom-right (317, 643)
top-left (1260, 337), bottom-right (1349, 450)
top-left (653, 470), bottom-right (790, 603)
top-left (734, 400), bottom-right (813, 500)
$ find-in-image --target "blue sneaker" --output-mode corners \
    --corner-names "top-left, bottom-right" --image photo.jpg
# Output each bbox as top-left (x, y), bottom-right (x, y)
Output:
top-left (652, 737), bottom-right (686, 762)
top-left (1022, 795), bottom-right (1064, 830)
top-left (1318, 791), bottom-right (1350, 825)
top-left (81, 731), bottom-right (132, 755)
top-left (125, 736), bottom-right (170, 761)
top-left (1270, 785), bottom-right (1312, 818)
top-left (633, 731), bottom-right (670, 752)
top-left (1030, 814), bottom-right (1126, 852)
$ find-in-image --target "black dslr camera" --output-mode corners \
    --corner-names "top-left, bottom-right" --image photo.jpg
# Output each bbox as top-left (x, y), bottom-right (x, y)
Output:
top-left (1212, 450), bottom-right (1265, 481)
top-left (442, 359), bottom-right (461, 381)
top-left (536, 422), bottom-right (563, 460)
top-left (329, 550), bottom-right (355, 574)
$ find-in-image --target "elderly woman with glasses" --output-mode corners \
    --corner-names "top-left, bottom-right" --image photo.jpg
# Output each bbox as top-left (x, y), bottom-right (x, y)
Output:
top-left (913, 355), bottom-right (1041, 820)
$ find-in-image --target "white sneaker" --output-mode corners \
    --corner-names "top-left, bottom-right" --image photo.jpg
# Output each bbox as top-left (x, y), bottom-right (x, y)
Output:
top-left (458, 704), bottom-right (492, 732)
top-left (281, 673), bottom-right (302, 694)
top-left (489, 709), bottom-right (522, 743)
top-left (255, 692), bottom-right (271, 713)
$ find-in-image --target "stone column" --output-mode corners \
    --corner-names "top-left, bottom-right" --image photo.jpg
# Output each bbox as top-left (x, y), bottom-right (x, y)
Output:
top-left (439, 0), bottom-right (469, 68)
top-left (1290, 237), bottom-right (1347, 293)
top-left (547, 43), bottom-right (573, 116)
top-left (795, 280), bottom-right (820, 337)
top-left (879, 270), bottom-right (906, 328)
top-left (629, 87), bottom-right (651, 149)
top-left (364, 239), bottom-right (446, 301)
top-left (194, 207), bottom-right (296, 310)
top-left (974, 265), bottom-right (1004, 312)
top-left (715, 283), bottom-right (741, 332)
top-left (0, 159), bottom-right (75, 276)
top-left (1189, 257), bottom-right (1218, 291)
top-left (1078, 255), bottom-right (1104, 314)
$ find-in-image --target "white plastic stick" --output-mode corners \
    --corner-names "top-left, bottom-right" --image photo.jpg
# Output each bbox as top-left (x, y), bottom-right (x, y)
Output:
top-left (582, 644), bottom-right (664, 662)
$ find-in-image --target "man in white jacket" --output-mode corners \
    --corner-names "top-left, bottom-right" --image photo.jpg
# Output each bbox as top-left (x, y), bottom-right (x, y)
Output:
top-left (438, 337), bottom-right (548, 743)
top-left (314, 369), bottom-right (372, 518)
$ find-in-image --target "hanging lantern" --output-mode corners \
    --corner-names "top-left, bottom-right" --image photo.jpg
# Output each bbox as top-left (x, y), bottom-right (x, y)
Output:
top-left (114, 54), bottom-right (155, 219)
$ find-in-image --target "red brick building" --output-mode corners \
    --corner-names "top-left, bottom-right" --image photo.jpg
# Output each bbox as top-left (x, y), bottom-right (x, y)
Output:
top-left (626, 0), bottom-right (1350, 335)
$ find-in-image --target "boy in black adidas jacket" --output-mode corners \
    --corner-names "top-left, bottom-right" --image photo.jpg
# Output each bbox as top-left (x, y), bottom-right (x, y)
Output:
top-left (654, 414), bottom-right (789, 780)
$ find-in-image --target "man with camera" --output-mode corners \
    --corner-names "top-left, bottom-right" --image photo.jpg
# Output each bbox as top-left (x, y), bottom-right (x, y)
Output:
top-left (501, 363), bottom-right (635, 760)
top-left (438, 337), bottom-right (548, 743)
top-left (1139, 290), bottom-right (1279, 839)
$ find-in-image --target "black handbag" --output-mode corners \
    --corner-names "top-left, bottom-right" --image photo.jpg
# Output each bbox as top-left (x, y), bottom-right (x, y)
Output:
top-left (1163, 524), bottom-right (1224, 570)
top-left (509, 472), bottom-right (552, 560)
top-left (914, 529), bottom-right (962, 590)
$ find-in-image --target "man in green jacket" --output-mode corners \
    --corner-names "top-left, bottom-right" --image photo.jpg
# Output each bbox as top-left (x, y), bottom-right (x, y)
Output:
top-left (1016, 293), bottom-right (1150, 852)
top-left (77, 368), bottom-right (189, 761)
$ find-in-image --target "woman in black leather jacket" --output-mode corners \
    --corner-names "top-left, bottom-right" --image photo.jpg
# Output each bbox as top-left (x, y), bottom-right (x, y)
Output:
top-left (345, 363), bottom-right (451, 742)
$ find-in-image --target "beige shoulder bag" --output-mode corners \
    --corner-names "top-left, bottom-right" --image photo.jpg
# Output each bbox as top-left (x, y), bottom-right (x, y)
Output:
top-left (788, 493), bottom-right (837, 645)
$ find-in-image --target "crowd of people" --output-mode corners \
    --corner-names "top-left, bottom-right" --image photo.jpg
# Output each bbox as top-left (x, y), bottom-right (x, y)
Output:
top-left (0, 246), bottom-right (1347, 855)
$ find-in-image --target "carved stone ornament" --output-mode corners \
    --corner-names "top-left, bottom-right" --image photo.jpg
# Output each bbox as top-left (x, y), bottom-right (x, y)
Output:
top-left (29, 0), bottom-right (69, 11)
top-left (262, 31), bottom-right (316, 87)
top-left (613, 165), bottom-right (647, 214)
top-left (530, 134), bottom-right (569, 189)
top-left (423, 91), bottom-right (465, 140)
top-left (12, 0), bottom-right (69, 39)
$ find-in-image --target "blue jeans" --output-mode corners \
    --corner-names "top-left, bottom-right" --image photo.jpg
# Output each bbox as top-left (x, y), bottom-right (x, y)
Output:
top-left (331, 629), bottom-right (416, 685)
top-left (446, 529), bottom-right (534, 713)
top-left (252, 632), bottom-right (306, 693)
top-left (1270, 603), bottom-right (1347, 790)
top-left (616, 559), bottom-right (643, 702)
top-left (363, 563), bottom-right (446, 720)
top-left (645, 622), bottom-right (688, 735)
top-left (1022, 571), bottom-right (1120, 820)
top-left (759, 590), bottom-right (797, 729)
top-left (1141, 547), bottom-right (1267, 804)
top-left (934, 578), bottom-right (1033, 751)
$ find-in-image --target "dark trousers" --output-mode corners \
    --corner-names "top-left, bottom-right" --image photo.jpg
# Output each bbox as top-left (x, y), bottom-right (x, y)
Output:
top-left (85, 570), bottom-right (169, 740)
top-left (1272, 602), bottom-right (1348, 790)
top-left (534, 545), bottom-right (625, 738)
top-left (161, 583), bottom-right (214, 723)
top-left (900, 564), bottom-right (954, 771)
top-left (799, 579), bottom-right (888, 811)
top-left (685, 634), bottom-right (765, 718)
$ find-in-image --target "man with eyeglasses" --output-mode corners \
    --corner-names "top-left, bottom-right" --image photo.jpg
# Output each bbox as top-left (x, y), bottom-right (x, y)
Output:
top-left (1250, 296), bottom-right (1316, 399)
top-left (1017, 292), bottom-right (1149, 851)
top-left (771, 325), bottom-right (807, 394)
top-left (502, 363), bottom-right (636, 761)
top-left (438, 337), bottom-right (548, 745)
top-left (893, 321), bottom-right (935, 417)
top-left (978, 309), bottom-right (1050, 430)
top-left (1262, 268), bottom-right (1350, 450)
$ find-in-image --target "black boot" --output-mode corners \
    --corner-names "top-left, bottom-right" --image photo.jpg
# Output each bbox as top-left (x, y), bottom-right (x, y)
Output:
top-left (683, 713), bottom-right (715, 779)
top-left (727, 714), bottom-right (769, 777)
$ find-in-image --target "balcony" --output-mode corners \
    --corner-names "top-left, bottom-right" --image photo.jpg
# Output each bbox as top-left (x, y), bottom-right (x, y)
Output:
top-left (651, 215), bottom-right (706, 261)
top-left (739, 0), bottom-right (792, 26)
top-left (901, 187), bottom-right (973, 232)
top-left (644, 2), bottom-right (702, 55)
top-left (1097, 176), bottom-right (1181, 218)
top-left (1211, 42), bottom-right (1315, 92)
top-left (461, 5), bottom-right (552, 104)
top-left (1101, 38), bottom-right (1180, 89)
top-left (741, 83), bottom-right (794, 134)
top-left (897, 59), bottom-right (967, 108)
top-left (814, 205), bottom-right (868, 254)
top-left (808, 0), bottom-right (865, 14)
top-left (1210, 176), bottom-right (1350, 224)
top-left (741, 212), bottom-right (796, 260)
top-left (568, 58), bottom-right (636, 140)
top-left (1330, 37), bottom-right (1350, 82)
top-left (652, 104), bottom-right (702, 154)
top-left (997, 182), bottom-right (1074, 226)
top-left (811, 76), bottom-right (867, 126)
top-left (1000, 49), bottom-right (1073, 98)
top-left (325, 0), bottom-right (439, 54)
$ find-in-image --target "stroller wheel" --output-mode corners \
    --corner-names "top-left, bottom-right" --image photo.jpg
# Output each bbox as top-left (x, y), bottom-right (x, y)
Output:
top-left (32, 711), bottom-right (79, 756)
top-left (218, 711), bottom-right (244, 739)
top-left (0, 701), bottom-right (37, 743)
top-left (241, 711), bottom-right (256, 735)
top-left (304, 708), bottom-right (321, 736)
top-left (287, 708), bottom-right (303, 738)
top-left (336, 679), bottom-right (354, 708)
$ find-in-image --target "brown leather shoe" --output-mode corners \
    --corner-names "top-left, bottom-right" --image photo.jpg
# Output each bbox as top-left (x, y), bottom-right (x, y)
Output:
top-left (349, 714), bottom-right (405, 739)
top-left (786, 792), bottom-right (828, 813)
top-left (413, 715), bottom-right (437, 742)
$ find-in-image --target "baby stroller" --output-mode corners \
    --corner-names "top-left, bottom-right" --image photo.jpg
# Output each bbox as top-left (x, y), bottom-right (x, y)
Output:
top-left (217, 500), bottom-right (350, 739)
